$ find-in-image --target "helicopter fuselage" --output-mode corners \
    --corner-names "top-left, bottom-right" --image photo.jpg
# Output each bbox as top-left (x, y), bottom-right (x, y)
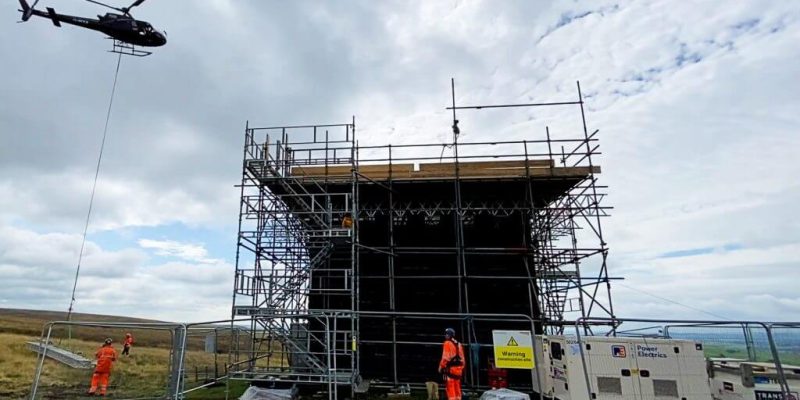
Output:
top-left (27, 8), bottom-right (166, 47)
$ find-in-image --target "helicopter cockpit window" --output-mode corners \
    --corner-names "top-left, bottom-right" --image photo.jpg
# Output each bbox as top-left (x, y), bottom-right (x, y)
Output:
top-left (138, 24), bottom-right (154, 35)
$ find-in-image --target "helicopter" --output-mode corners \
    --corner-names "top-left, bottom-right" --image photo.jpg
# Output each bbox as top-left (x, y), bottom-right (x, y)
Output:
top-left (18, 0), bottom-right (166, 48)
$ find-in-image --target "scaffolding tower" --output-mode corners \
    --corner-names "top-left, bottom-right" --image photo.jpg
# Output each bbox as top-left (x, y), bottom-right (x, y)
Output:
top-left (229, 82), bottom-right (614, 393)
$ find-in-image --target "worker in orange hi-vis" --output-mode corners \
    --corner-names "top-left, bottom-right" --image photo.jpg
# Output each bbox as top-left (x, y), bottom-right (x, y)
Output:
top-left (438, 328), bottom-right (466, 400)
top-left (342, 213), bottom-right (353, 229)
top-left (88, 338), bottom-right (118, 396)
top-left (121, 332), bottom-right (134, 356)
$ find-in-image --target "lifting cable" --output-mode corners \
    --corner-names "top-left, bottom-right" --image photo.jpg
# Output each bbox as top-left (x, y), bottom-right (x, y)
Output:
top-left (615, 282), bottom-right (731, 320)
top-left (65, 53), bottom-right (124, 332)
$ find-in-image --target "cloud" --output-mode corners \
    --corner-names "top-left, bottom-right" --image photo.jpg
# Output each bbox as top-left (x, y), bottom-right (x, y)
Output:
top-left (0, 225), bottom-right (232, 322)
top-left (0, 1), bottom-right (798, 323)
top-left (611, 242), bottom-right (800, 321)
top-left (138, 239), bottom-right (221, 264)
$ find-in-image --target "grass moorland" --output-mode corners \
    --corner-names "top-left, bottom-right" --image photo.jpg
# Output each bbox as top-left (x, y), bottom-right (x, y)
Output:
top-left (10, 309), bottom-right (796, 399)
top-left (0, 308), bottom-right (247, 399)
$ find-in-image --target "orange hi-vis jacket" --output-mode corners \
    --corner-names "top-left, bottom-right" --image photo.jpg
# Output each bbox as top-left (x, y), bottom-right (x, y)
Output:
top-left (95, 345), bottom-right (118, 373)
top-left (439, 338), bottom-right (466, 379)
top-left (124, 336), bottom-right (134, 347)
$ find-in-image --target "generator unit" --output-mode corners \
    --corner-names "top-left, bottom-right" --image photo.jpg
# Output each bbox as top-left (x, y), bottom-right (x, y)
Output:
top-left (531, 335), bottom-right (712, 400)
top-left (708, 358), bottom-right (800, 400)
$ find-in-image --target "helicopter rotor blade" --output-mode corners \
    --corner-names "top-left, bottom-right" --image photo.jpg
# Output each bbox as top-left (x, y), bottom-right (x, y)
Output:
top-left (121, 0), bottom-right (146, 14)
top-left (85, 0), bottom-right (124, 13)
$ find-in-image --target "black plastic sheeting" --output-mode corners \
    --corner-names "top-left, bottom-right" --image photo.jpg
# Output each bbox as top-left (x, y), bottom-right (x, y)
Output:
top-left (294, 176), bottom-right (584, 388)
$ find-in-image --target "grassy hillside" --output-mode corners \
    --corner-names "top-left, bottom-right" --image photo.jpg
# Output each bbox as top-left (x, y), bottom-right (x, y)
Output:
top-left (0, 308), bottom-right (247, 399)
top-left (1, 308), bottom-right (184, 349)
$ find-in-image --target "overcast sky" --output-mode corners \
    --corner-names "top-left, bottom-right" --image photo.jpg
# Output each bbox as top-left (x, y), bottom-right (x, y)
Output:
top-left (1, 1), bottom-right (798, 323)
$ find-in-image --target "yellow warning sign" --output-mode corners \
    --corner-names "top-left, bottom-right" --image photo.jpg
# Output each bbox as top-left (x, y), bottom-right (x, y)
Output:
top-left (492, 330), bottom-right (534, 369)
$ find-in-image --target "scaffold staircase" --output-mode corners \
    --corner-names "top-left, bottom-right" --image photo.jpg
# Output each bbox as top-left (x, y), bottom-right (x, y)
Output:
top-left (233, 123), bottom-right (357, 386)
top-left (266, 243), bottom-right (334, 310)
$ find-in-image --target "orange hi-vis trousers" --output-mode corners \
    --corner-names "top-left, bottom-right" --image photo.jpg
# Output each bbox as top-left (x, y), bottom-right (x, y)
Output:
top-left (445, 376), bottom-right (462, 400)
top-left (89, 372), bottom-right (110, 395)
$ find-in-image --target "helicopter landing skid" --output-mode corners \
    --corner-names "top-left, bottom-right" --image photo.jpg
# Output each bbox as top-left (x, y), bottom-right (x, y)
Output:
top-left (108, 39), bottom-right (152, 57)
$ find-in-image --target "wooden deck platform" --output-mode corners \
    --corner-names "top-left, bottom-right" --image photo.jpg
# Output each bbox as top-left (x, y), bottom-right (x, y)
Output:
top-left (290, 159), bottom-right (598, 181)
